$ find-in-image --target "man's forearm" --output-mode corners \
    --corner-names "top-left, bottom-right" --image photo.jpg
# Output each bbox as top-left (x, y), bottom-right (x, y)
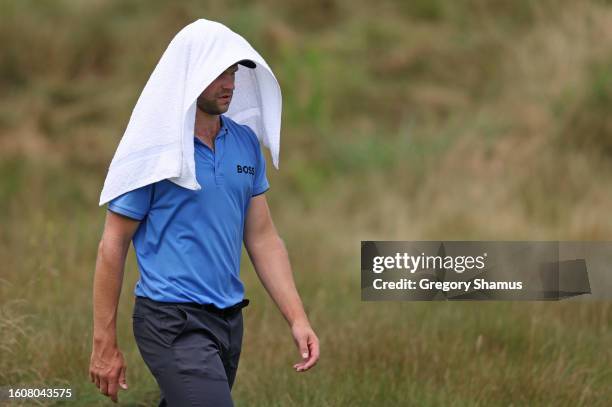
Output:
top-left (92, 239), bottom-right (130, 345)
top-left (246, 235), bottom-right (309, 327)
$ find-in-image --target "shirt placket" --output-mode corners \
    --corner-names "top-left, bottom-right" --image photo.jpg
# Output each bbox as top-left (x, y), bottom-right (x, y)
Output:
top-left (214, 126), bottom-right (227, 185)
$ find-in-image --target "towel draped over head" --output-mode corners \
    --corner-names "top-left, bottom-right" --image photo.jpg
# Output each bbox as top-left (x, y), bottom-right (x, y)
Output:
top-left (99, 19), bottom-right (282, 206)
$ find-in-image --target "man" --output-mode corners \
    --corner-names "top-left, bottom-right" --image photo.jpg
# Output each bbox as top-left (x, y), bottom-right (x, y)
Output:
top-left (90, 21), bottom-right (319, 406)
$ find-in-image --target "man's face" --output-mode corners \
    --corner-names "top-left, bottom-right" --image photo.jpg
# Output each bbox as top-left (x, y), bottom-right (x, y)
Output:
top-left (196, 64), bottom-right (238, 115)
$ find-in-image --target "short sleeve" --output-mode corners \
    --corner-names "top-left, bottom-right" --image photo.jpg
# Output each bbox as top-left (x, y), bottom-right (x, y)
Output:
top-left (107, 184), bottom-right (154, 220)
top-left (252, 142), bottom-right (270, 197)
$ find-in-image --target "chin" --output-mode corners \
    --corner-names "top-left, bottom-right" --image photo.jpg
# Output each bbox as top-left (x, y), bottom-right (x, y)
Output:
top-left (196, 100), bottom-right (227, 115)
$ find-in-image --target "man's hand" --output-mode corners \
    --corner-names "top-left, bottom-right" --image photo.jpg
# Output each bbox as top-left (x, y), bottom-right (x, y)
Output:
top-left (291, 321), bottom-right (320, 372)
top-left (89, 341), bottom-right (128, 403)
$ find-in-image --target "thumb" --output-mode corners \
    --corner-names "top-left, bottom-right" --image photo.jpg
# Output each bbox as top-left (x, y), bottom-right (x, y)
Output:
top-left (119, 366), bottom-right (128, 390)
top-left (297, 336), bottom-right (309, 360)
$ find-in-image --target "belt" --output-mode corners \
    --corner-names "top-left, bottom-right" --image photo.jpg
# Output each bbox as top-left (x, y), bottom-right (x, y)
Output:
top-left (137, 296), bottom-right (250, 317)
top-left (199, 298), bottom-right (250, 317)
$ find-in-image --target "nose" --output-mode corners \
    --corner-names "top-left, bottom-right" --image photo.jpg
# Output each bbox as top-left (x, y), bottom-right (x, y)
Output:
top-left (221, 75), bottom-right (235, 91)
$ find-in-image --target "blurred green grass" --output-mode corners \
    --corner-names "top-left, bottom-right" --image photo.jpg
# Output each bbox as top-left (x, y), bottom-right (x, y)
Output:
top-left (1, 0), bottom-right (611, 405)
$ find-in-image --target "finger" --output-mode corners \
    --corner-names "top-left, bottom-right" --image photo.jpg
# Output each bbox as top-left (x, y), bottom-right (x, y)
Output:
top-left (295, 336), bottom-right (320, 371)
top-left (301, 340), bottom-right (320, 370)
top-left (119, 365), bottom-right (128, 390)
top-left (296, 336), bottom-right (309, 361)
top-left (94, 374), bottom-right (101, 389)
top-left (293, 357), bottom-right (307, 369)
top-left (294, 358), bottom-right (309, 370)
top-left (99, 377), bottom-right (109, 397)
top-left (108, 376), bottom-right (118, 403)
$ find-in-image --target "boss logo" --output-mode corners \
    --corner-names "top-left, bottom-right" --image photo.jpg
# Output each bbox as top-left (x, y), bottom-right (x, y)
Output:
top-left (237, 164), bottom-right (255, 175)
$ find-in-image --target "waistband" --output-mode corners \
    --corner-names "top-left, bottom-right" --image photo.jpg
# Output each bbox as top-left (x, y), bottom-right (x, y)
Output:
top-left (136, 296), bottom-right (250, 317)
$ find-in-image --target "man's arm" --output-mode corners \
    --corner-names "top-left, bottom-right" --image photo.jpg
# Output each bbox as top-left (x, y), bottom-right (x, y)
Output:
top-left (243, 194), bottom-right (320, 372)
top-left (89, 210), bottom-right (140, 403)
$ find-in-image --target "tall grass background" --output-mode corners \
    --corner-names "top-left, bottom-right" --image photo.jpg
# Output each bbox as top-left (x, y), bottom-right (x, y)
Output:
top-left (0, 0), bottom-right (611, 405)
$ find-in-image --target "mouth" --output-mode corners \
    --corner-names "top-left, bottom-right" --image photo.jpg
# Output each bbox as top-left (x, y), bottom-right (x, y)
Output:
top-left (218, 95), bottom-right (232, 105)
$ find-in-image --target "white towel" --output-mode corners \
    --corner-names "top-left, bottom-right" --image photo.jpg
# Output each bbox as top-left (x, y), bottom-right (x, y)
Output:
top-left (99, 19), bottom-right (281, 206)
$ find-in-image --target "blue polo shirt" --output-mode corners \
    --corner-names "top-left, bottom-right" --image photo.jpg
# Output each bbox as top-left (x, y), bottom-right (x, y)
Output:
top-left (107, 115), bottom-right (269, 308)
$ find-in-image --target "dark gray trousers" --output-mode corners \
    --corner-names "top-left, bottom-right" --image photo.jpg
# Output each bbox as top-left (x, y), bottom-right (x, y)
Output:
top-left (132, 296), bottom-right (248, 407)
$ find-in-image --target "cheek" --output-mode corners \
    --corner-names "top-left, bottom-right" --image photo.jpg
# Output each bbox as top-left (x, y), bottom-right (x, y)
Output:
top-left (200, 83), bottom-right (219, 99)
top-left (198, 89), bottom-right (216, 104)
top-left (200, 89), bottom-right (211, 99)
